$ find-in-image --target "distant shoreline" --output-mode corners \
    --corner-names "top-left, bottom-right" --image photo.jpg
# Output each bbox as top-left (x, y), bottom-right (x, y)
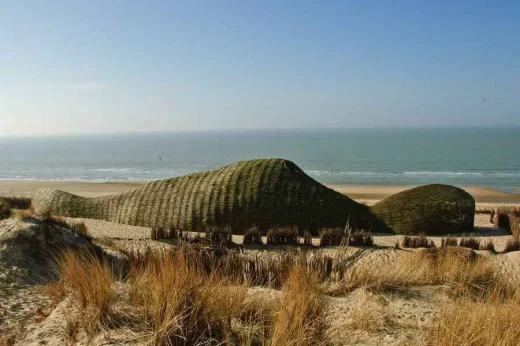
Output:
top-left (1, 179), bottom-right (519, 206)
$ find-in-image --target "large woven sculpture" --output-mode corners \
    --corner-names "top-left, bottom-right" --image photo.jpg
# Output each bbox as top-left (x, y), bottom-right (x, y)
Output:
top-left (33, 159), bottom-right (388, 235)
top-left (370, 184), bottom-right (475, 235)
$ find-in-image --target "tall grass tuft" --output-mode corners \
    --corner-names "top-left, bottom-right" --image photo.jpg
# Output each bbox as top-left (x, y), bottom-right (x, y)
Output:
top-left (270, 266), bottom-right (330, 346)
top-left (482, 240), bottom-right (496, 253)
top-left (0, 199), bottom-right (11, 220)
top-left (0, 196), bottom-right (32, 210)
top-left (459, 237), bottom-right (481, 250)
top-left (243, 226), bottom-right (263, 245)
top-left (128, 250), bottom-right (247, 345)
top-left (348, 232), bottom-right (374, 246)
top-left (206, 225), bottom-right (232, 245)
top-left (57, 249), bottom-right (115, 331)
top-left (319, 228), bottom-right (343, 246)
top-left (441, 237), bottom-right (457, 247)
top-left (402, 235), bottom-right (435, 248)
top-left (430, 285), bottom-right (520, 345)
top-left (329, 247), bottom-right (495, 296)
top-left (302, 230), bottom-right (313, 246)
top-left (266, 226), bottom-right (298, 245)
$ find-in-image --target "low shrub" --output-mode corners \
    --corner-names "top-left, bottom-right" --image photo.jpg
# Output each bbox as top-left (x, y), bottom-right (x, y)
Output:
top-left (319, 228), bottom-right (343, 246)
top-left (459, 238), bottom-right (481, 251)
top-left (0, 199), bottom-right (11, 220)
top-left (402, 235), bottom-right (435, 248)
top-left (243, 226), bottom-right (263, 245)
top-left (267, 226), bottom-right (298, 245)
top-left (441, 237), bottom-right (458, 247)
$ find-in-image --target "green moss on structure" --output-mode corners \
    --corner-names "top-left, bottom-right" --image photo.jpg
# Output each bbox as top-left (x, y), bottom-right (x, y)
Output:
top-left (370, 184), bottom-right (475, 235)
top-left (32, 159), bottom-right (388, 235)
top-left (32, 162), bottom-right (475, 236)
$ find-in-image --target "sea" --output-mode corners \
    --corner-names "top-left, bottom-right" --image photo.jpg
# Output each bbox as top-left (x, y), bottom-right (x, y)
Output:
top-left (0, 128), bottom-right (519, 192)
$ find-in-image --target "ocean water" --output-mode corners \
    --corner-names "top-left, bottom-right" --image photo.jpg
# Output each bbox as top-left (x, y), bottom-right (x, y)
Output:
top-left (0, 128), bottom-right (519, 192)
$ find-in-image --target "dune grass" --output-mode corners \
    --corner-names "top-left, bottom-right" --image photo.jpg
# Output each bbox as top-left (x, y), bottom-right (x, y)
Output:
top-left (43, 241), bottom-right (514, 345)
top-left (430, 286), bottom-right (520, 345)
top-left (0, 199), bottom-right (11, 220)
top-left (270, 266), bottom-right (330, 346)
top-left (56, 249), bottom-right (115, 332)
top-left (327, 248), bottom-right (495, 296)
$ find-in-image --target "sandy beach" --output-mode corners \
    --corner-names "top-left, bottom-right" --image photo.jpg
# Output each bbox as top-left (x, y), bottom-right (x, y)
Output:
top-left (1, 180), bottom-right (519, 206)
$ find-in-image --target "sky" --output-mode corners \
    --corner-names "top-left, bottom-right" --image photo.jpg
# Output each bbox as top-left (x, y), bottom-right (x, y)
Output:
top-left (1, 1), bottom-right (519, 136)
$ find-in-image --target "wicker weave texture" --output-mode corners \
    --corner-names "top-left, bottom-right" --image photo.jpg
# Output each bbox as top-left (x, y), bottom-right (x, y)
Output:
top-left (32, 159), bottom-right (384, 234)
top-left (370, 184), bottom-right (475, 235)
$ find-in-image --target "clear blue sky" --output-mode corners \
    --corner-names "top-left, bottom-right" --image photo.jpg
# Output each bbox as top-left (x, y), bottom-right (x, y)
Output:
top-left (1, 1), bottom-right (519, 136)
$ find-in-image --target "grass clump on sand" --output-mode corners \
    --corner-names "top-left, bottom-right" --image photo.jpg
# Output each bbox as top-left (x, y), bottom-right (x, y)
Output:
top-left (243, 226), bottom-right (263, 245)
top-left (0, 199), bottom-right (12, 220)
top-left (128, 251), bottom-right (247, 345)
top-left (329, 247), bottom-right (495, 296)
top-left (0, 196), bottom-right (32, 210)
top-left (270, 266), bottom-right (330, 346)
top-left (57, 249), bottom-right (115, 332)
top-left (430, 285), bottom-right (520, 345)
top-left (319, 228), bottom-right (343, 246)
top-left (401, 235), bottom-right (435, 248)
top-left (50, 245), bottom-right (333, 345)
top-left (459, 237), bottom-right (481, 251)
top-left (267, 226), bottom-right (298, 245)
top-left (441, 237), bottom-right (458, 247)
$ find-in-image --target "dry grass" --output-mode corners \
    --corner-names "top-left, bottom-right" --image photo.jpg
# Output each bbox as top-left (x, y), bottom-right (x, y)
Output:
top-left (482, 240), bottom-right (496, 252)
top-left (302, 230), bottom-right (313, 246)
top-left (0, 199), bottom-right (11, 220)
top-left (0, 196), bottom-right (31, 210)
top-left (348, 232), bottom-right (374, 246)
top-left (430, 286), bottom-right (520, 345)
top-left (269, 266), bottom-right (330, 346)
top-left (441, 237), bottom-right (458, 247)
top-left (57, 249), bottom-right (115, 332)
top-left (402, 235), bottom-right (435, 248)
top-left (459, 238), bottom-right (481, 250)
top-left (243, 226), bottom-right (263, 245)
top-left (128, 250), bottom-right (247, 345)
top-left (206, 225), bottom-right (232, 245)
top-left (346, 297), bottom-right (393, 332)
top-left (266, 226), bottom-right (298, 245)
top-left (328, 248), bottom-right (495, 296)
top-left (319, 228), bottom-right (344, 246)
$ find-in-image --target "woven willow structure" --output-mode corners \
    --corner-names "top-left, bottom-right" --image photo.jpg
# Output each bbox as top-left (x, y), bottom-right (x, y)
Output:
top-left (370, 184), bottom-right (475, 235)
top-left (33, 159), bottom-right (388, 235)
